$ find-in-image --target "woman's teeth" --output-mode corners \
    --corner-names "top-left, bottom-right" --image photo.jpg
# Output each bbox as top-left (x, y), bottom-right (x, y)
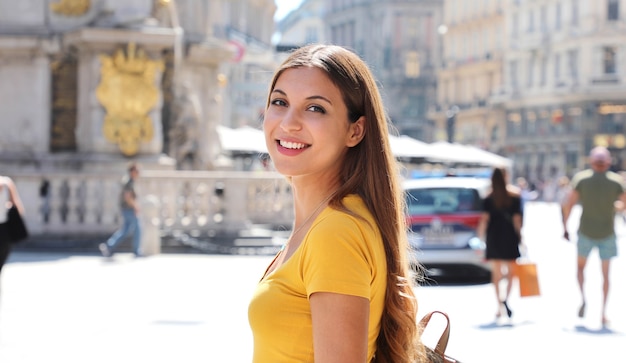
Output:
top-left (279, 140), bottom-right (307, 149)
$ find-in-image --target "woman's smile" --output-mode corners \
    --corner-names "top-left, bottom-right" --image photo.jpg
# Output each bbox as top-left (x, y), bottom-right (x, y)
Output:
top-left (278, 139), bottom-right (309, 150)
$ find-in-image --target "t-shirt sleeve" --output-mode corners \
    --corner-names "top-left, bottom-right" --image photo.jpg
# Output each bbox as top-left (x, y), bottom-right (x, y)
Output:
top-left (571, 172), bottom-right (583, 192)
top-left (300, 212), bottom-right (374, 300)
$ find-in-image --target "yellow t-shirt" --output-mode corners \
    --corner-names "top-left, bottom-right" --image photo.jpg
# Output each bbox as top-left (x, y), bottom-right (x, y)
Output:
top-left (248, 194), bottom-right (387, 362)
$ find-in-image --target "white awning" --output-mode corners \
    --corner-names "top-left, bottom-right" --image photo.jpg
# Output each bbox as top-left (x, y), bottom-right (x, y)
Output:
top-left (388, 135), bottom-right (438, 160)
top-left (217, 126), bottom-right (268, 154)
top-left (428, 141), bottom-right (513, 168)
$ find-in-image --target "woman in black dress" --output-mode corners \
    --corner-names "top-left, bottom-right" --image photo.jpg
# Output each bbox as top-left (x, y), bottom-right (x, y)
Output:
top-left (478, 167), bottom-right (522, 319)
top-left (0, 176), bottom-right (26, 282)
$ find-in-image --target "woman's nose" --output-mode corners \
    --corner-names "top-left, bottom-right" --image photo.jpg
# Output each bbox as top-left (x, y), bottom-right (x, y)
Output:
top-left (280, 109), bottom-right (302, 131)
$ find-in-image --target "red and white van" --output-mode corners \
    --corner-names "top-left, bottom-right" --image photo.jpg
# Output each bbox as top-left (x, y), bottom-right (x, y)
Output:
top-left (404, 176), bottom-right (492, 282)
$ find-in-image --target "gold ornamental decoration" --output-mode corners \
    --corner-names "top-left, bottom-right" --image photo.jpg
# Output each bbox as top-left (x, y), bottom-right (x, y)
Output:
top-left (50, 0), bottom-right (91, 16)
top-left (96, 43), bottom-right (164, 156)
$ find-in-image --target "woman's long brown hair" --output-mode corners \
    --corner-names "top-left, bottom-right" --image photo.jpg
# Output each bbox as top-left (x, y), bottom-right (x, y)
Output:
top-left (491, 167), bottom-right (512, 209)
top-left (267, 44), bottom-right (427, 362)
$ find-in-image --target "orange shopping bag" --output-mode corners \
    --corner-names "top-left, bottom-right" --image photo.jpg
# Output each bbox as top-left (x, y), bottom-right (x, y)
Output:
top-left (515, 261), bottom-right (540, 297)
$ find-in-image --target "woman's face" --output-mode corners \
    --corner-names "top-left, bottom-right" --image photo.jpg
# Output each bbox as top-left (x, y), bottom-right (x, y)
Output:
top-left (264, 67), bottom-right (364, 180)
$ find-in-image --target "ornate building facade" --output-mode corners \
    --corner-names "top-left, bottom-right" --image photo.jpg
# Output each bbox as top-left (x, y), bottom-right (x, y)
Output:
top-left (436, 0), bottom-right (626, 180)
top-left (429, 0), bottom-right (507, 153)
top-left (494, 0), bottom-right (626, 179)
top-left (274, 0), bottom-right (327, 51)
top-left (0, 0), bottom-right (276, 173)
top-left (323, 0), bottom-right (443, 142)
top-left (0, 0), bottom-right (279, 238)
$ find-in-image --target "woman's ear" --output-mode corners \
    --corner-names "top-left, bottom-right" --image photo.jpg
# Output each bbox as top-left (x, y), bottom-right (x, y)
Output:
top-left (346, 116), bottom-right (366, 147)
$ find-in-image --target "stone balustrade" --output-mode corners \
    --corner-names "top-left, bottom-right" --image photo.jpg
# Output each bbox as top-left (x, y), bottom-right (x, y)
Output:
top-left (11, 170), bottom-right (294, 242)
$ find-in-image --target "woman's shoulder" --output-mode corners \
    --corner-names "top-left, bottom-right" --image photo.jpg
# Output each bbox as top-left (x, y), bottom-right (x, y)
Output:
top-left (316, 195), bottom-right (375, 231)
top-left (309, 195), bottom-right (381, 253)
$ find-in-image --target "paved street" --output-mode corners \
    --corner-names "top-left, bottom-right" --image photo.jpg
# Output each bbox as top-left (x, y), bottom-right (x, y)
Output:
top-left (0, 252), bottom-right (272, 363)
top-left (0, 202), bottom-right (625, 362)
top-left (423, 202), bottom-right (626, 362)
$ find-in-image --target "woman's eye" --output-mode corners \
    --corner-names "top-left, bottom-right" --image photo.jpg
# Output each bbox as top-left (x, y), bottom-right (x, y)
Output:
top-left (307, 105), bottom-right (325, 113)
top-left (270, 99), bottom-right (287, 107)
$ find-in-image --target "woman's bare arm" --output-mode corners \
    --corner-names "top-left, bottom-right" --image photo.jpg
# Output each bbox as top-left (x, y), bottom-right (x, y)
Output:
top-left (310, 292), bottom-right (369, 363)
top-left (6, 177), bottom-right (25, 215)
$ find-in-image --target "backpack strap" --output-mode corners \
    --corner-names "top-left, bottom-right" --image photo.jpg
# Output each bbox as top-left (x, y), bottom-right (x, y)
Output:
top-left (419, 310), bottom-right (451, 357)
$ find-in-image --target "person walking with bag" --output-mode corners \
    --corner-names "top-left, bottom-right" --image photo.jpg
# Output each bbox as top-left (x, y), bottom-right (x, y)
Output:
top-left (562, 146), bottom-right (626, 326)
top-left (248, 44), bottom-right (428, 362)
top-left (99, 163), bottom-right (142, 258)
top-left (478, 167), bottom-right (523, 320)
top-left (0, 175), bottom-right (26, 283)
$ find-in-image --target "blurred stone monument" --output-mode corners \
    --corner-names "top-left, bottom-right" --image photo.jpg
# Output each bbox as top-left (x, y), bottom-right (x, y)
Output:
top-left (0, 0), bottom-right (236, 239)
top-left (0, 0), bottom-right (233, 173)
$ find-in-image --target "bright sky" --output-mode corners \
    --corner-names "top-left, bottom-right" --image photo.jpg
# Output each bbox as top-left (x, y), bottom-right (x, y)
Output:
top-left (274, 0), bottom-right (304, 21)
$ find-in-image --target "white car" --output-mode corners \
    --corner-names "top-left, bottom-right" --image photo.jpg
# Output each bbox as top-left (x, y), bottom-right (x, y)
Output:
top-left (403, 176), bottom-right (492, 282)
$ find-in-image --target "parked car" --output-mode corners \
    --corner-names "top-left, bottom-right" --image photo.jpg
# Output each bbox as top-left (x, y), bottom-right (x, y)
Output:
top-left (403, 176), bottom-right (492, 282)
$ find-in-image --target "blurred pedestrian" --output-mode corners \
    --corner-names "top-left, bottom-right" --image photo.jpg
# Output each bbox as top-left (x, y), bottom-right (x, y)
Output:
top-left (0, 176), bottom-right (26, 281)
top-left (562, 146), bottom-right (626, 326)
top-left (248, 44), bottom-right (427, 362)
top-left (515, 176), bottom-right (538, 214)
top-left (555, 175), bottom-right (572, 223)
top-left (555, 175), bottom-right (571, 205)
top-left (99, 163), bottom-right (142, 257)
top-left (478, 167), bottom-right (523, 319)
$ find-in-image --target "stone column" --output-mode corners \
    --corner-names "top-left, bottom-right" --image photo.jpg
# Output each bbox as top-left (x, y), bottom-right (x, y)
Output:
top-left (0, 37), bottom-right (52, 164)
top-left (141, 194), bottom-right (161, 255)
top-left (180, 39), bottom-right (233, 170)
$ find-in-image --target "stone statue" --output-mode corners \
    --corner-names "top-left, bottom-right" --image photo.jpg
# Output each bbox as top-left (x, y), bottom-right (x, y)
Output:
top-left (169, 83), bottom-right (201, 170)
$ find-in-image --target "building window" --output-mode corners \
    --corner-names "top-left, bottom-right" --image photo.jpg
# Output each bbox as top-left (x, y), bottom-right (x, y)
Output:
top-left (527, 9), bottom-right (535, 32)
top-left (527, 57), bottom-right (535, 87)
top-left (540, 56), bottom-right (548, 86)
top-left (473, 31), bottom-right (480, 59)
top-left (554, 53), bottom-right (562, 84)
top-left (483, 28), bottom-right (490, 57)
top-left (540, 5), bottom-right (548, 33)
top-left (490, 125), bottom-right (499, 144)
top-left (599, 113), bottom-right (625, 134)
top-left (567, 106), bottom-right (582, 133)
top-left (507, 112), bottom-right (522, 137)
top-left (461, 33), bottom-right (468, 61)
top-left (405, 51), bottom-right (420, 78)
top-left (568, 49), bottom-right (579, 83)
top-left (603, 46), bottom-right (617, 74)
top-left (495, 29), bottom-right (503, 50)
top-left (555, 2), bottom-right (562, 30)
top-left (384, 43), bottom-right (391, 69)
top-left (526, 110), bottom-right (537, 134)
top-left (512, 13), bottom-right (519, 38)
top-left (510, 60), bottom-right (519, 89)
top-left (608, 0), bottom-right (619, 21)
top-left (572, 0), bottom-right (579, 26)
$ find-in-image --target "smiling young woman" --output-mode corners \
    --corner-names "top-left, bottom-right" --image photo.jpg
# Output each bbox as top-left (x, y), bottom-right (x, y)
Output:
top-left (248, 44), bottom-right (428, 363)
